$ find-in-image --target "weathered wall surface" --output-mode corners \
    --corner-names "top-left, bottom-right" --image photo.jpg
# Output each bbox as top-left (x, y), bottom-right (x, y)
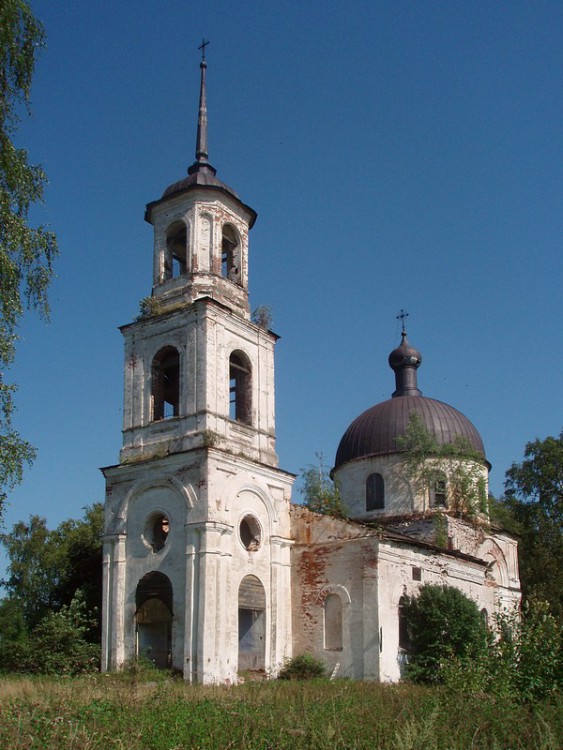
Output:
top-left (290, 505), bottom-right (519, 683)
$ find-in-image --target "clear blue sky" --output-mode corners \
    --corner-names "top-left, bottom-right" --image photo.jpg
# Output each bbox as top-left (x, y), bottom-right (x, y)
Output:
top-left (3, 2), bottom-right (562, 560)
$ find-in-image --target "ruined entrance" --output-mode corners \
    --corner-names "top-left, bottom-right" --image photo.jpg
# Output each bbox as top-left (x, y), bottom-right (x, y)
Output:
top-left (135, 572), bottom-right (173, 668)
top-left (238, 575), bottom-right (266, 672)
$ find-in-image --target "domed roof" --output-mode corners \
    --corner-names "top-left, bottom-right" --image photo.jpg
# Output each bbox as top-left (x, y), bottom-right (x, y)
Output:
top-left (333, 329), bottom-right (486, 470)
top-left (334, 395), bottom-right (485, 468)
top-left (161, 165), bottom-right (239, 201)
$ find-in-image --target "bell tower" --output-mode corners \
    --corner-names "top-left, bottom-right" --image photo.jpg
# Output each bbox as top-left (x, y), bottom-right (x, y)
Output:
top-left (101, 49), bottom-right (294, 683)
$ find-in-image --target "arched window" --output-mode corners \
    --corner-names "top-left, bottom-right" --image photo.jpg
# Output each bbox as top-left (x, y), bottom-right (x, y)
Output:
top-left (166, 221), bottom-right (187, 279)
top-left (366, 473), bottom-right (385, 511)
top-left (324, 593), bottom-right (343, 651)
top-left (135, 572), bottom-right (173, 669)
top-left (221, 224), bottom-right (240, 283)
top-left (152, 346), bottom-right (180, 421)
top-left (430, 472), bottom-right (447, 508)
top-left (229, 351), bottom-right (251, 424)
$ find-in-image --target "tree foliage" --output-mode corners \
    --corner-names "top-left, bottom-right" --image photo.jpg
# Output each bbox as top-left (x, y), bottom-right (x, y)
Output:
top-left (496, 429), bottom-right (563, 620)
top-left (0, 592), bottom-right (99, 675)
top-left (0, 0), bottom-right (58, 516)
top-left (0, 503), bottom-right (103, 638)
top-left (396, 412), bottom-right (488, 518)
top-left (442, 600), bottom-right (562, 703)
top-left (400, 584), bottom-right (489, 684)
top-left (300, 453), bottom-right (346, 519)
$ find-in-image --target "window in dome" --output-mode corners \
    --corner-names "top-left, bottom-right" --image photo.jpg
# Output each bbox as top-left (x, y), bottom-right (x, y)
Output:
top-left (366, 472), bottom-right (385, 511)
top-left (430, 474), bottom-right (447, 508)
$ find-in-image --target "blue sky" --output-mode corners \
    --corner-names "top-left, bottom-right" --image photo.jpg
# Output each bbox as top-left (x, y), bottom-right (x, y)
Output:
top-left (3, 1), bottom-right (562, 559)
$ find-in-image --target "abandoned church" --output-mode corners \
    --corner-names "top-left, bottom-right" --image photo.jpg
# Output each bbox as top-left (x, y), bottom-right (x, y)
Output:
top-left (100, 56), bottom-right (521, 683)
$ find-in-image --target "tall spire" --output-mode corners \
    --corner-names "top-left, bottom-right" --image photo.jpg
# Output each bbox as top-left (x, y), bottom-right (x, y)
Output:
top-left (188, 40), bottom-right (217, 177)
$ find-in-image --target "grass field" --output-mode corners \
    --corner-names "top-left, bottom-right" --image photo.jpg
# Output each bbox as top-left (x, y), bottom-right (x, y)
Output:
top-left (0, 671), bottom-right (561, 750)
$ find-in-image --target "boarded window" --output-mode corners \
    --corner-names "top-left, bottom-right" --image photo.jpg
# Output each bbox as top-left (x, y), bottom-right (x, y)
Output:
top-left (229, 351), bottom-right (251, 424)
top-left (431, 474), bottom-right (447, 508)
top-left (238, 575), bottom-right (265, 671)
top-left (324, 593), bottom-right (343, 651)
top-left (152, 346), bottom-right (180, 420)
top-left (366, 473), bottom-right (385, 511)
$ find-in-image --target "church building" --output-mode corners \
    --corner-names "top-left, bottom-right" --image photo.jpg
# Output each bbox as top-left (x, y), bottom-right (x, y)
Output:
top-left (101, 55), bottom-right (520, 683)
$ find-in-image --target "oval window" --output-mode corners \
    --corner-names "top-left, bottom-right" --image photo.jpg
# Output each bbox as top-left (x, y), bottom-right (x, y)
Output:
top-left (239, 514), bottom-right (261, 551)
top-left (144, 513), bottom-right (170, 553)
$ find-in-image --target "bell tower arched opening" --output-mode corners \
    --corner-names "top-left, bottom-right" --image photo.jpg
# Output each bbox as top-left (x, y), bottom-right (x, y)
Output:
top-left (152, 346), bottom-right (180, 421)
top-left (166, 221), bottom-right (188, 279)
top-left (229, 351), bottom-right (252, 424)
top-left (221, 223), bottom-right (240, 283)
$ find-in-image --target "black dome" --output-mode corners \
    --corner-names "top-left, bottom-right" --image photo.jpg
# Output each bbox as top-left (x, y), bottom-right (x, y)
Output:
top-left (161, 165), bottom-right (239, 201)
top-left (333, 329), bottom-right (487, 471)
top-left (334, 395), bottom-right (485, 469)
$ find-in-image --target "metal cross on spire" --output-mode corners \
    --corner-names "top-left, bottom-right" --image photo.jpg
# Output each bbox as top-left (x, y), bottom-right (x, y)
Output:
top-left (396, 309), bottom-right (409, 334)
top-left (198, 38), bottom-right (210, 62)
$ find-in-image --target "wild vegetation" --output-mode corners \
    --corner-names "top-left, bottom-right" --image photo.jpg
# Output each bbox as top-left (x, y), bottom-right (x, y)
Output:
top-left (300, 452), bottom-right (347, 519)
top-left (0, 504), bottom-right (103, 673)
top-left (396, 412), bottom-right (488, 518)
top-left (0, 670), bottom-right (561, 750)
top-left (401, 584), bottom-right (562, 703)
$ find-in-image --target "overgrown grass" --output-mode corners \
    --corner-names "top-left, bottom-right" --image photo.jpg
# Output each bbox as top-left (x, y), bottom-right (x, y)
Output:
top-left (0, 671), bottom-right (561, 749)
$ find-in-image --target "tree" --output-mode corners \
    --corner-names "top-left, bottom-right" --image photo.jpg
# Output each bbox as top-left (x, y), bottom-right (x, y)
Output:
top-left (300, 453), bottom-right (347, 519)
top-left (441, 600), bottom-right (562, 703)
top-left (0, 504), bottom-right (103, 638)
top-left (400, 584), bottom-right (488, 684)
top-left (501, 429), bottom-right (563, 619)
top-left (396, 412), bottom-right (488, 519)
top-left (0, 0), bottom-right (58, 518)
top-left (0, 592), bottom-right (99, 675)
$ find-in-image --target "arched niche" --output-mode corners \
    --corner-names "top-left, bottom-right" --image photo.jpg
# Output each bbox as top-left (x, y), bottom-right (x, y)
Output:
top-left (238, 575), bottom-right (266, 672)
top-left (135, 571), bottom-right (173, 668)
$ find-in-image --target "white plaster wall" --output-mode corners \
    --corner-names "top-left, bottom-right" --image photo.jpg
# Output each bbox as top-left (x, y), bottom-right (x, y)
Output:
top-left (335, 453), bottom-right (489, 521)
top-left (148, 190), bottom-right (253, 316)
top-left (119, 298), bottom-right (278, 467)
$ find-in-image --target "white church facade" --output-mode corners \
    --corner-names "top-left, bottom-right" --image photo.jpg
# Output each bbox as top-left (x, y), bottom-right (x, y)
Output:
top-left (100, 56), bottom-right (520, 684)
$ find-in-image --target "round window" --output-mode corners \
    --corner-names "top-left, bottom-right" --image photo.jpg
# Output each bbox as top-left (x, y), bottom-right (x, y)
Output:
top-left (144, 513), bottom-right (170, 552)
top-left (239, 514), bottom-right (261, 551)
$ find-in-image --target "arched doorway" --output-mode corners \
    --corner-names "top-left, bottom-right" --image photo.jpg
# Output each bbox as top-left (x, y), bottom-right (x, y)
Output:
top-left (238, 575), bottom-right (266, 671)
top-left (135, 572), bottom-right (173, 668)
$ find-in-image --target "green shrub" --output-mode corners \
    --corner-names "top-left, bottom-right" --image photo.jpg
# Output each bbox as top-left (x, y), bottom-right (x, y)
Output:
top-left (3, 593), bottom-right (99, 675)
top-left (277, 653), bottom-right (326, 680)
top-left (401, 584), bottom-right (488, 684)
top-left (442, 599), bottom-right (562, 702)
